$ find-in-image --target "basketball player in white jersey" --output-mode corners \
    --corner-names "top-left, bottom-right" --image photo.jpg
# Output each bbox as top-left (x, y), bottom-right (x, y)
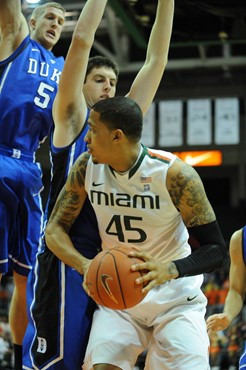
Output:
top-left (45, 96), bottom-right (228, 369)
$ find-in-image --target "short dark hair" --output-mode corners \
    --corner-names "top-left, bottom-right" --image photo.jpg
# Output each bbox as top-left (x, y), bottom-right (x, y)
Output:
top-left (92, 96), bottom-right (143, 142)
top-left (85, 56), bottom-right (119, 81)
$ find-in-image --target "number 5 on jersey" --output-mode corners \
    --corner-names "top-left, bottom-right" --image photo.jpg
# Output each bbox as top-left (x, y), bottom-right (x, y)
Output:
top-left (34, 82), bottom-right (54, 109)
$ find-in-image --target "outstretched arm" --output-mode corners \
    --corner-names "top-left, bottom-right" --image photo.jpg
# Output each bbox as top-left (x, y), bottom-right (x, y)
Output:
top-left (206, 229), bottom-right (246, 335)
top-left (45, 152), bottom-right (91, 275)
top-left (53, 0), bottom-right (108, 147)
top-left (0, 0), bottom-right (29, 60)
top-left (127, 0), bottom-right (174, 116)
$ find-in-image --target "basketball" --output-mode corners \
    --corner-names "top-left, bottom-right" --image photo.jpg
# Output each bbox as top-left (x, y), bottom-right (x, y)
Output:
top-left (85, 246), bottom-right (148, 310)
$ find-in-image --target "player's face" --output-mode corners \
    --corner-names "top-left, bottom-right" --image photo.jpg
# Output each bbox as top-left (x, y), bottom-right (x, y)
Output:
top-left (31, 7), bottom-right (65, 50)
top-left (83, 67), bottom-right (117, 108)
top-left (85, 110), bottom-right (116, 164)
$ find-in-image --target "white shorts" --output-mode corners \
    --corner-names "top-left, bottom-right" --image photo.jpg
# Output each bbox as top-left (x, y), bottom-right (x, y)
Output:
top-left (83, 275), bottom-right (210, 370)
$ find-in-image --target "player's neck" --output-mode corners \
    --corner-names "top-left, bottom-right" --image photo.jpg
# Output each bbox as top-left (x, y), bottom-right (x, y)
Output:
top-left (112, 143), bottom-right (142, 175)
top-left (31, 35), bottom-right (53, 51)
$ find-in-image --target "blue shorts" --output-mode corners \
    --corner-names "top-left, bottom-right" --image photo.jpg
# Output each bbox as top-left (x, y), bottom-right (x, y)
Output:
top-left (239, 341), bottom-right (246, 369)
top-left (23, 248), bottom-right (97, 369)
top-left (0, 154), bottom-right (44, 276)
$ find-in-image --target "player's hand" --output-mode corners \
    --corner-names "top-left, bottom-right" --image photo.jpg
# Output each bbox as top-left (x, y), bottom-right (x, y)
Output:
top-left (206, 313), bottom-right (230, 336)
top-left (129, 250), bottom-right (179, 293)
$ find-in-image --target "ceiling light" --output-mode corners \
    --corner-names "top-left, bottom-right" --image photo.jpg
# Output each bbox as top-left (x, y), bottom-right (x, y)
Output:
top-left (26, 0), bottom-right (41, 4)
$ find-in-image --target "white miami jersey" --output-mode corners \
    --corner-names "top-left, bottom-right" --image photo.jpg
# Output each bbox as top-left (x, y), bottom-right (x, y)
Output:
top-left (85, 145), bottom-right (191, 263)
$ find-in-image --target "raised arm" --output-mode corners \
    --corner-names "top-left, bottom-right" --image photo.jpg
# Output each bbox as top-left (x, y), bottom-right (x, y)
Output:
top-left (0, 0), bottom-right (29, 60)
top-left (206, 229), bottom-right (246, 334)
top-left (45, 152), bottom-right (90, 274)
top-left (52, 0), bottom-right (108, 147)
top-left (127, 0), bottom-right (174, 116)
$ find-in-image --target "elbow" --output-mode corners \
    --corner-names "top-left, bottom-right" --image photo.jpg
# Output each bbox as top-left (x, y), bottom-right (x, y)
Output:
top-left (72, 32), bottom-right (93, 49)
top-left (148, 56), bottom-right (168, 72)
top-left (159, 56), bottom-right (168, 70)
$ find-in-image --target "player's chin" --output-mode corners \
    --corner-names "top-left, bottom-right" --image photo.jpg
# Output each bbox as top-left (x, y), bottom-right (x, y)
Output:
top-left (91, 156), bottom-right (99, 165)
top-left (46, 35), bottom-right (58, 48)
top-left (44, 39), bottom-right (55, 50)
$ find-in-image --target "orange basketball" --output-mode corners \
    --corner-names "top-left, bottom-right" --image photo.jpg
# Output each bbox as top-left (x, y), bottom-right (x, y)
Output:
top-left (85, 246), bottom-right (148, 310)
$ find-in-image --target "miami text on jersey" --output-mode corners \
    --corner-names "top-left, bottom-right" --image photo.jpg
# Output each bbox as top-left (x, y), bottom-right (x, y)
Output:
top-left (90, 190), bottom-right (160, 209)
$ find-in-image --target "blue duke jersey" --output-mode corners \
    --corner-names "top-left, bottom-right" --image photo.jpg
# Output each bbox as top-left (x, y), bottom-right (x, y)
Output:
top-left (0, 35), bottom-right (64, 276)
top-left (85, 145), bottom-right (191, 262)
top-left (23, 114), bottom-right (101, 370)
top-left (0, 35), bottom-right (64, 156)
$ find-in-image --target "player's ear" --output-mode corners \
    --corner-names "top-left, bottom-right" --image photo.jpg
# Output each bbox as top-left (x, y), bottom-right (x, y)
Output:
top-left (113, 129), bottom-right (123, 142)
top-left (29, 18), bottom-right (36, 31)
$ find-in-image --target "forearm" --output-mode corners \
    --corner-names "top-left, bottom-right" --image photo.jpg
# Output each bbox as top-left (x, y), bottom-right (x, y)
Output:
top-left (145, 0), bottom-right (174, 66)
top-left (0, 0), bottom-right (21, 32)
top-left (223, 289), bottom-right (244, 324)
top-left (173, 221), bottom-right (229, 277)
top-left (126, 0), bottom-right (174, 115)
top-left (174, 244), bottom-right (228, 277)
top-left (73, 0), bottom-right (108, 46)
top-left (45, 226), bottom-right (88, 275)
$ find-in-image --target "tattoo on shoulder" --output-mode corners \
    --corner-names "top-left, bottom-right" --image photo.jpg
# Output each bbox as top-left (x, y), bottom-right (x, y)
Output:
top-left (168, 161), bottom-right (215, 227)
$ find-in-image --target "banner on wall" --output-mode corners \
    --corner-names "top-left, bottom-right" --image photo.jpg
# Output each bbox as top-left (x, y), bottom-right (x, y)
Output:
top-left (215, 98), bottom-right (239, 145)
top-left (158, 100), bottom-right (183, 147)
top-left (141, 103), bottom-right (155, 147)
top-left (187, 99), bottom-right (212, 145)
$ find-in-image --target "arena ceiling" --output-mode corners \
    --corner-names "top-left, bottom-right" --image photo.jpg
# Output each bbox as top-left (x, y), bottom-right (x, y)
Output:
top-left (22, 0), bottom-right (246, 88)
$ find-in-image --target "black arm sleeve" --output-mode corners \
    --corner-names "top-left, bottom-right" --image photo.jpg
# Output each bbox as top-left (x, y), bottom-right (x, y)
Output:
top-left (173, 221), bottom-right (229, 278)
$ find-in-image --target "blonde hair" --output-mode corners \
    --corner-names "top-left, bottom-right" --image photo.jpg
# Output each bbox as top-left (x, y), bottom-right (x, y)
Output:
top-left (31, 2), bottom-right (66, 20)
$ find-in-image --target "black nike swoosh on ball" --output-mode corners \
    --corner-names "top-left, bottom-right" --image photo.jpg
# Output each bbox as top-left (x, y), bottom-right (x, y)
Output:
top-left (187, 295), bottom-right (198, 301)
top-left (92, 181), bottom-right (104, 186)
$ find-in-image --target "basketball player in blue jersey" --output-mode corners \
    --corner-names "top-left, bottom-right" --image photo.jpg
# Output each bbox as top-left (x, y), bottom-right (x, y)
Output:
top-left (207, 227), bottom-right (246, 370)
top-left (45, 96), bottom-right (228, 369)
top-left (0, 1), bottom-right (65, 368)
top-left (23, 0), bottom-right (175, 368)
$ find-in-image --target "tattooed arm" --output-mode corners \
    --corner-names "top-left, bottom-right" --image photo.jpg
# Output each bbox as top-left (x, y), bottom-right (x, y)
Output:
top-left (130, 158), bottom-right (228, 292)
top-left (45, 152), bottom-right (91, 275)
top-left (167, 158), bottom-right (228, 277)
top-left (167, 158), bottom-right (216, 227)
